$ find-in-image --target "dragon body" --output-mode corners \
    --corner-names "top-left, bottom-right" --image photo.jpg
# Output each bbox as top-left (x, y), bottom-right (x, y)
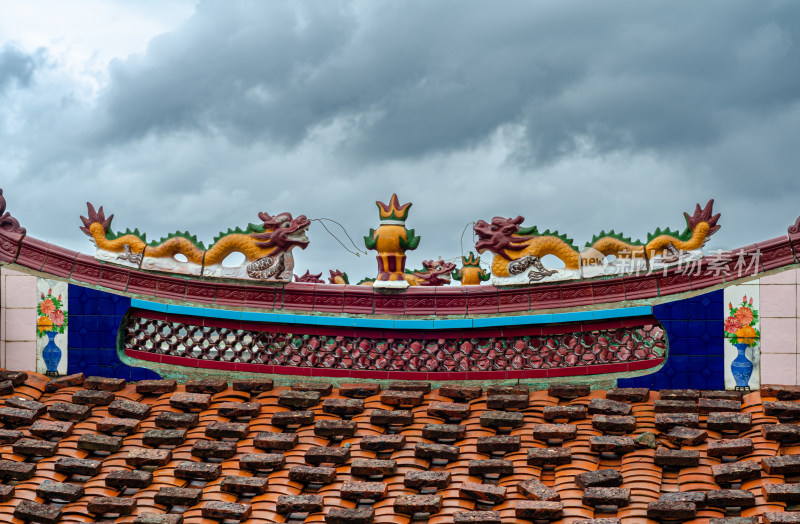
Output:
top-left (80, 203), bottom-right (310, 282)
top-left (475, 200), bottom-right (720, 281)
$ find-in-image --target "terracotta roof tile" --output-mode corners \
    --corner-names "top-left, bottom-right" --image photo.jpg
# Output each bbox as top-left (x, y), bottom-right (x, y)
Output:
top-left (3, 372), bottom-right (800, 522)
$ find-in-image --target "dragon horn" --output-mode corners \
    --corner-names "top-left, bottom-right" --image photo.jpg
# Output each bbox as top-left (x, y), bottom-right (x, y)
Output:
top-left (79, 202), bottom-right (113, 236)
top-left (684, 199), bottom-right (721, 238)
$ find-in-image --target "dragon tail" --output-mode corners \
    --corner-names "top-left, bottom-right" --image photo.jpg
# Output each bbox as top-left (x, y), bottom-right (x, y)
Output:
top-left (80, 202), bottom-right (113, 237)
top-left (644, 199), bottom-right (721, 255)
top-left (684, 199), bottom-right (720, 239)
top-left (80, 202), bottom-right (148, 254)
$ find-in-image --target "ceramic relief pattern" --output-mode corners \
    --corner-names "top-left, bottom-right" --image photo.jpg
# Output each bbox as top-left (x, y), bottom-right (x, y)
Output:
top-left (35, 278), bottom-right (68, 376)
top-left (723, 282), bottom-right (760, 390)
top-left (124, 313), bottom-right (665, 372)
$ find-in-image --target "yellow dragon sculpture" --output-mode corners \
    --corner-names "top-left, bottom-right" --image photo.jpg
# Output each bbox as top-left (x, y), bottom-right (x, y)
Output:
top-left (474, 200), bottom-right (720, 281)
top-left (80, 203), bottom-right (310, 281)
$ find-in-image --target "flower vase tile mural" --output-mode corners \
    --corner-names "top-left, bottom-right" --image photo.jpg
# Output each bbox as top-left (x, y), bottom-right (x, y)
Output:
top-left (35, 278), bottom-right (68, 376)
top-left (723, 282), bottom-right (760, 390)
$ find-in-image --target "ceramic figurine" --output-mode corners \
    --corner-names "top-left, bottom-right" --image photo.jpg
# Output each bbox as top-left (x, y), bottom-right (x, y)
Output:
top-left (80, 203), bottom-right (310, 282)
top-left (363, 194), bottom-right (420, 289)
top-left (405, 259), bottom-right (457, 286)
top-left (328, 270), bottom-right (349, 285)
top-left (452, 252), bottom-right (490, 286)
top-left (294, 270), bottom-right (324, 283)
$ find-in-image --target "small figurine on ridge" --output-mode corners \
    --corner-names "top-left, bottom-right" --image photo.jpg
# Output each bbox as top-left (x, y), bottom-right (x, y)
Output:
top-left (328, 270), bottom-right (349, 285)
top-left (294, 270), bottom-right (324, 283)
top-left (452, 252), bottom-right (490, 286)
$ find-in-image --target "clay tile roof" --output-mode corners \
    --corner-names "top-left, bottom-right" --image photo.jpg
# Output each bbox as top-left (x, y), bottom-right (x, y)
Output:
top-left (3, 372), bottom-right (800, 522)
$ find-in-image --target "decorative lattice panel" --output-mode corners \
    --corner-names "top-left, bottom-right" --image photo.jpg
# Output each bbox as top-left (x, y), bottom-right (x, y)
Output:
top-left (123, 314), bottom-right (666, 372)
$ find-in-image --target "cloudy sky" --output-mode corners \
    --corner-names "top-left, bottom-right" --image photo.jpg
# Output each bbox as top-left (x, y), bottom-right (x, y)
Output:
top-left (1, 1), bottom-right (799, 281)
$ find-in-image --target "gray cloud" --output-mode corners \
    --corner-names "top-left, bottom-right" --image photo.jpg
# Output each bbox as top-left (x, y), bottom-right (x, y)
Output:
top-left (94, 1), bottom-right (800, 164)
top-left (0, 45), bottom-right (37, 93)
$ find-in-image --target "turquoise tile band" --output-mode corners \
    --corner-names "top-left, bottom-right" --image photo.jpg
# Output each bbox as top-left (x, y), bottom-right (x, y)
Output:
top-left (131, 299), bottom-right (652, 329)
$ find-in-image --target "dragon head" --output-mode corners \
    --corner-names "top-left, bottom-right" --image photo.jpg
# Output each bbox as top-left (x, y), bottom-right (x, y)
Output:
top-left (251, 212), bottom-right (311, 255)
top-left (415, 259), bottom-right (457, 286)
top-left (473, 216), bottom-right (534, 260)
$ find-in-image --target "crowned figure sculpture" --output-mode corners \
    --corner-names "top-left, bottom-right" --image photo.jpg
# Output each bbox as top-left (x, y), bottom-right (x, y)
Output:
top-left (364, 194), bottom-right (420, 289)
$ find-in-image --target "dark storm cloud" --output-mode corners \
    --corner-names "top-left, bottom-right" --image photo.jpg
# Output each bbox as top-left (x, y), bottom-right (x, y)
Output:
top-left (2, 0), bottom-right (800, 282)
top-left (96, 1), bottom-right (800, 164)
top-left (0, 45), bottom-right (37, 93)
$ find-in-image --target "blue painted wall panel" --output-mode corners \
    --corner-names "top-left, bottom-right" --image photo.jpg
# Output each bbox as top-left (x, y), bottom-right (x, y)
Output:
top-left (67, 285), bottom-right (160, 381)
top-left (618, 290), bottom-right (724, 390)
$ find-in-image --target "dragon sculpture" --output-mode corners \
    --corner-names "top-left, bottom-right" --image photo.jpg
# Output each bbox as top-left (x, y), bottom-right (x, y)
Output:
top-left (474, 200), bottom-right (720, 284)
top-left (405, 259), bottom-right (457, 286)
top-left (359, 259), bottom-right (457, 286)
top-left (452, 252), bottom-right (490, 286)
top-left (80, 203), bottom-right (310, 282)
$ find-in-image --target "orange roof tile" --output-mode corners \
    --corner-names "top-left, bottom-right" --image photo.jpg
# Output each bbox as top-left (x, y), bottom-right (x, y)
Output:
top-left (1, 372), bottom-right (800, 522)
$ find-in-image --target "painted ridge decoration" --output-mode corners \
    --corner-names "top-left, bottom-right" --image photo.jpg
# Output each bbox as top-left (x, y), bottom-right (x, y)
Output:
top-left (80, 203), bottom-right (310, 282)
top-left (474, 200), bottom-right (721, 285)
top-left (3, 186), bottom-right (800, 318)
top-left (363, 194), bottom-right (421, 289)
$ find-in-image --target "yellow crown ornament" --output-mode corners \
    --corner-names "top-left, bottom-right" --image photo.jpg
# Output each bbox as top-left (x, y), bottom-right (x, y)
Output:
top-left (364, 194), bottom-right (420, 289)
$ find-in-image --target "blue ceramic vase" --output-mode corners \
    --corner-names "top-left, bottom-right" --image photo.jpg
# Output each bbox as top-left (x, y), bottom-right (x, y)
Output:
top-left (730, 342), bottom-right (753, 389)
top-left (42, 331), bottom-right (61, 375)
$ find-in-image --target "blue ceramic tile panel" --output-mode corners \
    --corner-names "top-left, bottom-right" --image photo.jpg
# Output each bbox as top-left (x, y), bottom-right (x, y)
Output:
top-left (68, 284), bottom-right (161, 381)
top-left (618, 289), bottom-right (724, 390)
